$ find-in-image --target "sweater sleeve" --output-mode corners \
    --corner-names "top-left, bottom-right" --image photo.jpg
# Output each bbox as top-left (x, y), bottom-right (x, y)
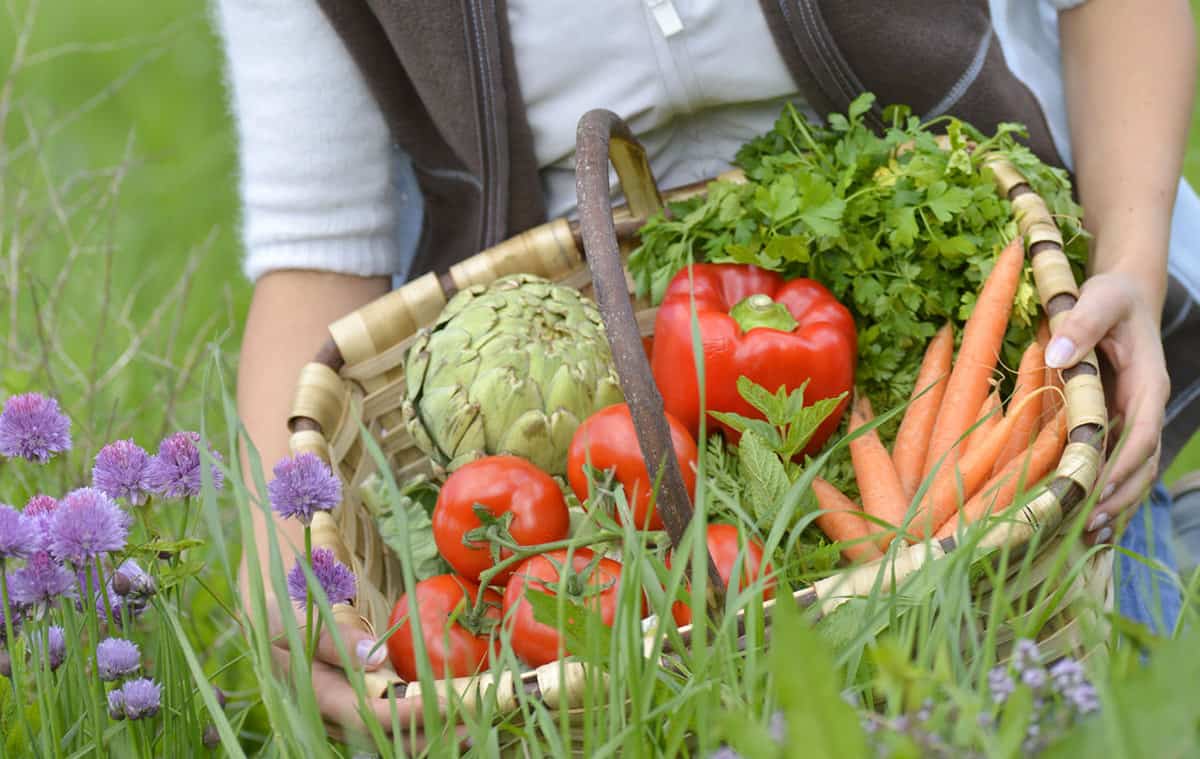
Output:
top-left (215, 0), bottom-right (409, 282)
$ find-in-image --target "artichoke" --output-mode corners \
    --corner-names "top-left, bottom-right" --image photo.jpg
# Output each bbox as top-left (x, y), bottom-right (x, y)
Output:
top-left (402, 274), bottom-right (624, 476)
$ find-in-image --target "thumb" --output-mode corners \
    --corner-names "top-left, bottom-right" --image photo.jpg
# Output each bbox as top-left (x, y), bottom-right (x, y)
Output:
top-left (316, 621), bottom-right (390, 672)
top-left (1043, 284), bottom-right (1119, 369)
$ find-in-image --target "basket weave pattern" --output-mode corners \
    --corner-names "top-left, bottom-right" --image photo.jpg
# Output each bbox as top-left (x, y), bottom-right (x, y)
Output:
top-left (287, 110), bottom-right (1112, 706)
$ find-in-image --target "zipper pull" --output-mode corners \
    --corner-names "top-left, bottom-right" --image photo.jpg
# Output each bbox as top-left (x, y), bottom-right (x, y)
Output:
top-left (646, 0), bottom-right (684, 38)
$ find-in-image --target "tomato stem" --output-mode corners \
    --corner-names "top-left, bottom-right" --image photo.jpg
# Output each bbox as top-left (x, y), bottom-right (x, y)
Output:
top-left (469, 530), bottom-right (632, 615)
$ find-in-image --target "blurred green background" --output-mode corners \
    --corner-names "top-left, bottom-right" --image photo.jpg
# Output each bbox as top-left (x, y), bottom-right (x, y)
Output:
top-left (1, 2), bottom-right (1198, 477)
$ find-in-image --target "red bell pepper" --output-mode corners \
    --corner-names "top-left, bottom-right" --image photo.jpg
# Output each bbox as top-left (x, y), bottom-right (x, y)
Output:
top-left (650, 263), bottom-right (856, 455)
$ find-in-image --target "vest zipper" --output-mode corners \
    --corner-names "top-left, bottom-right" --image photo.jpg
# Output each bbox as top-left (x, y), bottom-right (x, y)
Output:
top-left (463, 0), bottom-right (510, 251)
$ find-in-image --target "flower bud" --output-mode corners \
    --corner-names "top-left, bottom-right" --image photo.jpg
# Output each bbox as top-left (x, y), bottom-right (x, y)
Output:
top-left (112, 571), bottom-right (132, 597)
top-left (202, 724), bottom-right (220, 749)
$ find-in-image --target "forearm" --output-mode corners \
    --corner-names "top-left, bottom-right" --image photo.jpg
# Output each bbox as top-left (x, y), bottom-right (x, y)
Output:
top-left (1060, 0), bottom-right (1197, 316)
top-left (236, 270), bottom-right (390, 590)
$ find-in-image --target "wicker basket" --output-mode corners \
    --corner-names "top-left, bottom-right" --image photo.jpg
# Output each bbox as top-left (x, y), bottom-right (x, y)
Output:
top-left (287, 109), bottom-right (1112, 712)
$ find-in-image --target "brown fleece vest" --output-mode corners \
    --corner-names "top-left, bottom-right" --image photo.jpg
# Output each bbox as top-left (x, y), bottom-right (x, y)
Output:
top-left (315, 0), bottom-right (1066, 276)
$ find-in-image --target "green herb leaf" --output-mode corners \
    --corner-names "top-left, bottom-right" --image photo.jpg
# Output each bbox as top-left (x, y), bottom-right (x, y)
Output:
top-left (738, 430), bottom-right (791, 527)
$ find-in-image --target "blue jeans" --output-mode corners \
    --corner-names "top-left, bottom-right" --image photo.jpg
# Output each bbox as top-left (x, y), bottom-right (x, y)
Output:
top-left (1116, 484), bottom-right (1183, 635)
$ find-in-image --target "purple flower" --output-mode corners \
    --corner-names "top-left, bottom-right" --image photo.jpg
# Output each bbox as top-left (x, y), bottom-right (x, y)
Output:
top-left (23, 495), bottom-right (58, 550)
top-left (1021, 666), bottom-right (1048, 691)
top-left (23, 495), bottom-right (57, 519)
top-left (0, 393), bottom-right (72, 463)
top-left (120, 678), bottom-right (161, 720)
top-left (145, 432), bottom-right (223, 499)
top-left (96, 637), bottom-right (141, 681)
top-left (768, 711), bottom-right (786, 742)
top-left (268, 453), bottom-right (341, 525)
top-left (988, 665), bottom-right (1015, 704)
top-left (49, 488), bottom-right (129, 566)
top-left (8, 551), bottom-right (75, 606)
top-left (1049, 658), bottom-right (1087, 690)
top-left (107, 689), bottom-right (126, 720)
top-left (92, 440), bottom-right (152, 505)
top-left (39, 626), bottom-right (66, 671)
top-left (1050, 658), bottom-right (1100, 715)
top-left (112, 559), bottom-right (156, 599)
top-left (1012, 639), bottom-right (1041, 673)
top-left (287, 547), bottom-right (356, 606)
top-left (0, 505), bottom-right (35, 560)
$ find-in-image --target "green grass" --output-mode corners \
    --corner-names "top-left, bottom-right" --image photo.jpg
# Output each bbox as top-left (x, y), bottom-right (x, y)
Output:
top-left (2, 0), bottom-right (1200, 756)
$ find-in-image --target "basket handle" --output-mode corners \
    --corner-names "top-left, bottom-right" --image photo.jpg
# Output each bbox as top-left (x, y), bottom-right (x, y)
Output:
top-left (574, 109), bottom-right (727, 618)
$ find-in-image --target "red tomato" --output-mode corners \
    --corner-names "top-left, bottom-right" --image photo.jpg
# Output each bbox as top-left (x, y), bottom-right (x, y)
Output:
top-left (433, 455), bottom-right (570, 583)
top-left (502, 548), bottom-right (627, 667)
top-left (386, 574), bottom-right (501, 681)
top-left (566, 404), bottom-right (698, 530)
top-left (670, 524), bottom-right (775, 627)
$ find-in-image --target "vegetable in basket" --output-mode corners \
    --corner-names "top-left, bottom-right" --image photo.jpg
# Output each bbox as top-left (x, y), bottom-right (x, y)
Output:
top-left (650, 263), bottom-right (855, 455)
top-left (386, 574), bottom-right (500, 681)
top-left (502, 548), bottom-right (632, 668)
top-left (431, 455), bottom-right (570, 584)
top-left (668, 523), bottom-right (774, 627)
top-left (566, 403), bottom-right (698, 531)
top-left (403, 274), bottom-right (623, 477)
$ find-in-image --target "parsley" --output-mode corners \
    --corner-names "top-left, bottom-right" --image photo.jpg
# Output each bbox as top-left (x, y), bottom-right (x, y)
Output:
top-left (628, 94), bottom-right (1088, 441)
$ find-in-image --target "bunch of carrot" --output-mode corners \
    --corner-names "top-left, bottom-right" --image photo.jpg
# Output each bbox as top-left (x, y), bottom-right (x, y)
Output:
top-left (813, 239), bottom-right (1069, 563)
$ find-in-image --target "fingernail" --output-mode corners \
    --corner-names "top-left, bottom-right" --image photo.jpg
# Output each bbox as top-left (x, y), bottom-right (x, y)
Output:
top-left (356, 639), bottom-right (387, 667)
top-left (1095, 527), bottom-right (1113, 544)
top-left (1088, 511), bottom-right (1110, 532)
top-left (1045, 336), bottom-right (1076, 368)
top-left (1100, 484), bottom-right (1115, 502)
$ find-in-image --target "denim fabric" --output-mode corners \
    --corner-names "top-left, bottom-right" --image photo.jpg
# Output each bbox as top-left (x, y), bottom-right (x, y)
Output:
top-left (1116, 484), bottom-right (1182, 635)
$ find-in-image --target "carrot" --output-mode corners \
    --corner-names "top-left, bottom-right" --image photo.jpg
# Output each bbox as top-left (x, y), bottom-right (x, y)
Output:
top-left (907, 392), bottom-right (1042, 538)
top-left (993, 341), bottom-right (1046, 475)
top-left (848, 395), bottom-right (909, 548)
top-left (812, 478), bottom-right (884, 563)
top-left (963, 390), bottom-right (1001, 454)
top-left (923, 238), bottom-right (1025, 480)
top-left (893, 323), bottom-right (954, 498)
top-left (934, 407), bottom-right (1067, 538)
top-left (1036, 317), bottom-right (1051, 347)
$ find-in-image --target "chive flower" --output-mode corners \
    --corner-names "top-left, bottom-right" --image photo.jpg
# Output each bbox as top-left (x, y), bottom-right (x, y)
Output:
top-left (268, 453), bottom-right (341, 525)
top-left (23, 495), bottom-right (58, 550)
top-left (92, 439), bottom-right (152, 505)
top-left (40, 625), bottom-right (66, 671)
top-left (145, 432), bottom-right (224, 499)
top-left (107, 689), bottom-right (126, 721)
top-left (287, 547), bottom-right (356, 606)
top-left (112, 559), bottom-right (156, 599)
top-left (119, 678), bottom-right (162, 720)
top-left (0, 393), bottom-right (72, 463)
top-left (8, 551), bottom-right (75, 606)
top-left (49, 488), bottom-right (129, 566)
top-left (96, 637), bottom-right (141, 681)
top-left (0, 505), bottom-right (35, 560)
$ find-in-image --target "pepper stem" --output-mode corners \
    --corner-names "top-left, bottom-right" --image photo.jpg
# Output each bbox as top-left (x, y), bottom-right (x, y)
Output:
top-left (729, 294), bottom-right (798, 333)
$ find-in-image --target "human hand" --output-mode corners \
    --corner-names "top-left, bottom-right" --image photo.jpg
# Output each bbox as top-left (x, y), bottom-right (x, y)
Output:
top-left (262, 590), bottom-right (460, 749)
top-left (1043, 271), bottom-right (1169, 545)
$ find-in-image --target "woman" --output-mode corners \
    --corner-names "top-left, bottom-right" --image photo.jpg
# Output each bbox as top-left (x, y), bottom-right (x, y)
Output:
top-left (217, 0), bottom-right (1198, 740)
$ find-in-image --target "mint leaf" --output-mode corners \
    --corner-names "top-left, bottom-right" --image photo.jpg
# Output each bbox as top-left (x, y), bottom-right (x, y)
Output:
top-left (738, 430), bottom-right (791, 527)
